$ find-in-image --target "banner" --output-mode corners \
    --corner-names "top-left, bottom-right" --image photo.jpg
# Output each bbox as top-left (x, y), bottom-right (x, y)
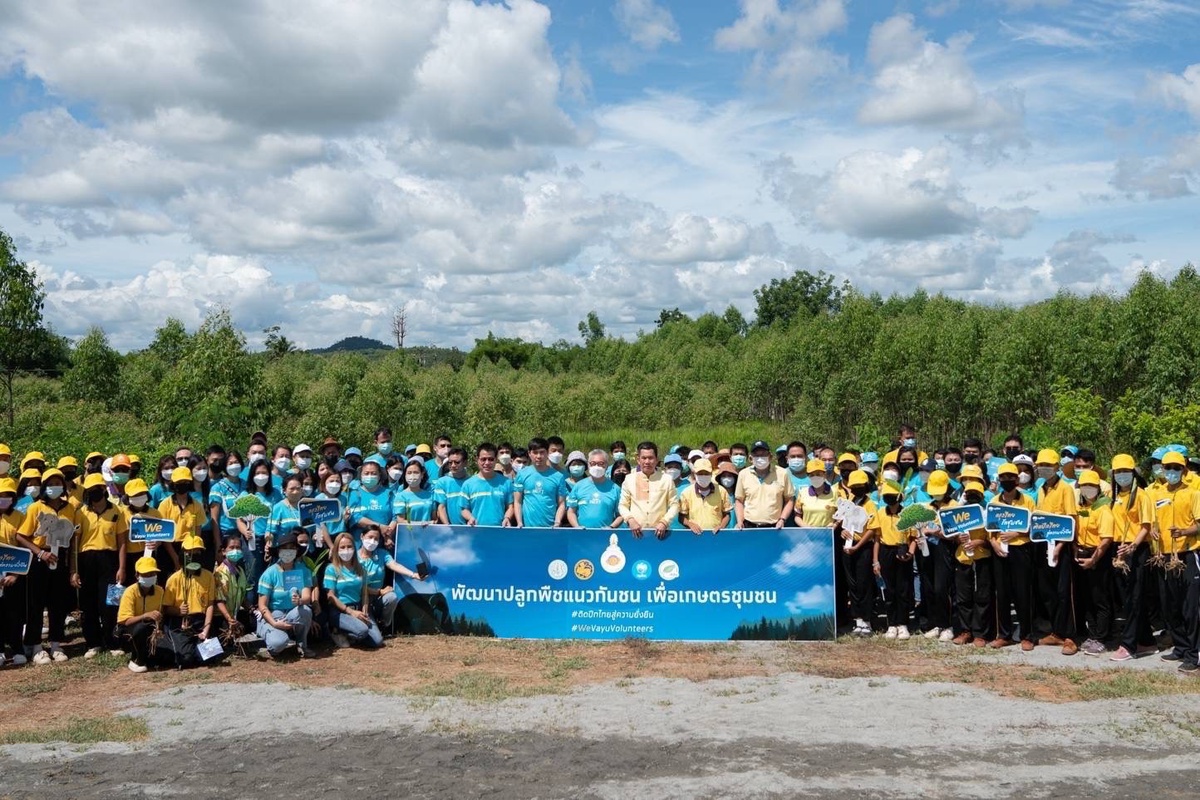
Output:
top-left (129, 517), bottom-right (177, 543)
top-left (299, 498), bottom-right (340, 525)
top-left (985, 505), bottom-right (1031, 534)
top-left (0, 544), bottom-right (34, 576)
top-left (938, 504), bottom-right (985, 536)
top-left (388, 524), bottom-right (836, 641)
top-left (1030, 512), bottom-right (1075, 543)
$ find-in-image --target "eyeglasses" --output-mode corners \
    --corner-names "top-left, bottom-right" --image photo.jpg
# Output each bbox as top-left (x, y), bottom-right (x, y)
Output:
top-left (478, 457), bottom-right (495, 464)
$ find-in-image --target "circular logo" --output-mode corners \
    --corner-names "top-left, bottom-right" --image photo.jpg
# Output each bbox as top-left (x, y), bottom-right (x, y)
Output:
top-left (574, 559), bottom-right (595, 580)
top-left (631, 559), bottom-right (652, 580)
top-left (547, 559), bottom-right (568, 580)
top-left (600, 547), bottom-right (626, 574)
top-left (658, 559), bottom-right (680, 581)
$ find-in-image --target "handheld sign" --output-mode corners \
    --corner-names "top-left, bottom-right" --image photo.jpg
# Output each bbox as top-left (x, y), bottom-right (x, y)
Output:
top-left (833, 499), bottom-right (870, 552)
top-left (299, 498), bottom-right (340, 526)
top-left (985, 505), bottom-right (1031, 535)
top-left (282, 571), bottom-right (305, 593)
top-left (0, 544), bottom-right (34, 576)
top-left (36, 514), bottom-right (76, 571)
top-left (129, 517), bottom-right (177, 543)
top-left (937, 504), bottom-right (985, 537)
top-left (197, 637), bottom-right (224, 661)
top-left (1030, 512), bottom-right (1075, 543)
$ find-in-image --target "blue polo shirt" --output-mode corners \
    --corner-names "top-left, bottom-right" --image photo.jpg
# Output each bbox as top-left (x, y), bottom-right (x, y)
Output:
top-left (462, 473), bottom-right (513, 526)
top-left (566, 478), bottom-right (621, 528)
top-left (514, 467), bottom-right (566, 528)
top-left (433, 474), bottom-right (470, 524)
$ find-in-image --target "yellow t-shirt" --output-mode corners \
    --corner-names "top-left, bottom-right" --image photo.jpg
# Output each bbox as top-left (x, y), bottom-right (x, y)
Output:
top-left (1148, 483), bottom-right (1200, 554)
top-left (157, 497), bottom-right (205, 543)
top-left (797, 487), bottom-right (838, 527)
top-left (17, 500), bottom-right (80, 550)
top-left (1111, 487), bottom-right (1154, 545)
top-left (0, 508), bottom-right (25, 547)
top-left (117, 584), bottom-right (165, 625)
top-left (76, 503), bottom-right (129, 553)
top-left (734, 466), bottom-right (795, 524)
top-left (163, 569), bottom-right (216, 613)
top-left (1037, 479), bottom-right (1078, 517)
top-left (1076, 500), bottom-right (1115, 550)
top-left (677, 485), bottom-right (731, 531)
top-left (875, 506), bottom-right (912, 547)
top-left (988, 492), bottom-right (1036, 547)
top-left (938, 499), bottom-right (990, 564)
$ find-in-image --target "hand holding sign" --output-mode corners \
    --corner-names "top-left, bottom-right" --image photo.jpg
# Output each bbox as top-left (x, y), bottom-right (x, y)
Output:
top-left (833, 500), bottom-right (869, 551)
top-left (36, 514), bottom-right (75, 571)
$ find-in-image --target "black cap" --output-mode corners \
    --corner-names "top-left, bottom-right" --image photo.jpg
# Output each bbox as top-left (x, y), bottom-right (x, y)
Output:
top-left (919, 457), bottom-right (938, 472)
top-left (751, 440), bottom-right (770, 453)
top-left (275, 533), bottom-right (300, 551)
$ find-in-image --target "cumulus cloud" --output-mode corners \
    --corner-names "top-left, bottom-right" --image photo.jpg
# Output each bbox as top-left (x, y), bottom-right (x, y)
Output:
top-left (613, 0), bottom-right (681, 50)
top-left (785, 584), bottom-right (833, 614)
top-left (1045, 229), bottom-right (1136, 286)
top-left (1155, 63), bottom-right (1200, 120)
top-left (715, 0), bottom-right (848, 97)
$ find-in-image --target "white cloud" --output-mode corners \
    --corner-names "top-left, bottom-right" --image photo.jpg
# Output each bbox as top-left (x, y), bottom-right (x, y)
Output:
top-left (785, 584), bottom-right (833, 614)
top-left (1154, 63), bottom-right (1200, 120)
top-left (613, 0), bottom-right (680, 50)
top-left (1044, 229), bottom-right (1137, 286)
top-left (772, 532), bottom-right (827, 575)
top-left (714, 0), bottom-right (849, 97)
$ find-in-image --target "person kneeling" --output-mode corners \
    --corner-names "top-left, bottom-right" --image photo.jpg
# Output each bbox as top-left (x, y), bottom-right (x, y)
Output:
top-left (256, 533), bottom-right (315, 659)
top-left (115, 557), bottom-right (173, 673)
top-left (324, 533), bottom-right (383, 649)
top-left (161, 535), bottom-right (229, 667)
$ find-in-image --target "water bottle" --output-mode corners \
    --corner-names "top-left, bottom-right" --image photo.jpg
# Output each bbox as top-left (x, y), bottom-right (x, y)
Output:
top-left (875, 574), bottom-right (887, 601)
top-left (917, 535), bottom-right (929, 558)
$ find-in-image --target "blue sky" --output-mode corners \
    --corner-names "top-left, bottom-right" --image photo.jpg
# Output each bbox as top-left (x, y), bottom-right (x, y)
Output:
top-left (1, 1), bottom-right (1198, 351)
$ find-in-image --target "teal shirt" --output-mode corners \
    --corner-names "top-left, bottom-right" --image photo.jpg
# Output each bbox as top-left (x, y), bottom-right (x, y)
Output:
top-left (514, 467), bottom-right (566, 528)
top-left (361, 549), bottom-right (394, 590)
top-left (209, 477), bottom-right (244, 535)
top-left (566, 478), bottom-right (621, 528)
top-left (462, 473), bottom-right (513, 526)
top-left (322, 563), bottom-right (366, 607)
top-left (393, 487), bottom-right (435, 523)
top-left (348, 485), bottom-right (393, 528)
top-left (257, 563), bottom-right (312, 614)
top-left (267, 499), bottom-right (303, 540)
top-left (433, 474), bottom-right (470, 524)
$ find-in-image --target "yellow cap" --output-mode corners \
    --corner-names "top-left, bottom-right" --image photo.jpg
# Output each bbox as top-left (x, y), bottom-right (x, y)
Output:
top-left (128, 454), bottom-right (141, 465)
top-left (82, 474), bottom-right (106, 490)
top-left (182, 535), bottom-right (205, 551)
top-left (927, 470), bottom-right (950, 496)
top-left (170, 466), bottom-right (193, 483)
top-left (86, 451), bottom-right (105, 462)
top-left (20, 452), bottom-right (45, 470)
top-left (56, 456), bottom-right (79, 469)
top-left (415, 443), bottom-right (433, 456)
top-left (806, 459), bottom-right (826, 475)
top-left (692, 458), bottom-right (713, 473)
top-left (20, 468), bottom-right (41, 482)
top-left (960, 464), bottom-right (984, 482)
top-left (1076, 469), bottom-right (1101, 487)
top-left (40, 468), bottom-right (64, 483)
top-left (0, 443), bottom-right (11, 457)
top-left (997, 463), bottom-right (1019, 477)
top-left (1162, 451), bottom-right (1186, 467)
top-left (0, 477), bottom-right (17, 494)
top-left (880, 479), bottom-right (903, 496)
top-left (124, 479), bottom-right (149, 497)
top-left (135, 556), bottom-right (159, 574)
top-left (1035, 448), bottom-right (1059, 466)
top-left (1111, 454), bottom-right (1136, 472)
top-left (962, 476), bottom-right (987, 491)
top-left (837, 452), bottom-right (860, 466)
top-left (847, 469), bottom-right (870, 488)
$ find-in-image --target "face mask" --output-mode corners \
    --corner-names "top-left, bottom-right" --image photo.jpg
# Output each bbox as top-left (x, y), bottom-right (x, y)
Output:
top-left (174, 482), bottom-right (192, 495)
top-left (588, 465), bottom-right (606, 480)
top-left (788, 458), bottom-right (805, 472)
top-left (326, 481), bottom-right (342, 495)
top-left (160, 469), bottom-right (174, 482)
top-left (1081, 486), bottom-right (1100, 502)
top-left (964, 454), bottom-right (980, 465)
top-left (839, 467), bottom-right (855, 481)
top-left (24, 486), bottom-right (40, 498)
top-left (129, 494), bottom-right (148, 509)
top-left (1004, 447), bottom-right (1020, 459)
top-left (498, 453), bottom-right (512, 466)
top-left (253, 473), bottom-right (271, 488)
top-left (437, 446), bottom-right (450, 459)
top-left (883, 495), bottom-right (901, 507)
top-left (899, 462), bottom-right (915, 473)
top-left (388, 469), bottom-right (404, 482)
top-left (1037, 466), bottom-right (1056, 481)
top-left (0, 461), bottom-right (8, 476)
top-left (402, 474), bottom-right (420, 488)
top-left (569, 465), bottom-right (586, 479)
top-left (753, 456), bottom-right (770, 471)
top-left (1165, 469), bottom-right (1183, 485)
top-left (226, 463), bottom-right (242, 477)
top-left (295, 457), bottom-right (312, 470)
top-left (138, 576), bottom-right (157, 589)
top-left (362, 538), bottom-right (379, 553)
top-left (665, 468), bottom-right (682, 481)
top-left (338, 548), bottom-right (355, 562)
top-left (903, 438), bottom-right (916, 448)
top-left (112, 472), bottom-right (129, 485)
top-left (362, 474), bottom-right (380, 489)
top-left (278, 549), bottom-right (297, 564)
top-left (1114, 472), bottom-right (1134, 489)
top-left (612, 452), bottom-right (626, 462)
top-left (0, 497), bottom-right (12, 510)
top-left (882, 469), bottom-right (900, 482)
top-left (44, 485), bottom-right (64, 500)
top-left (999, 480), bottom-right (1018, 493)
top-left (851, 486), bottom-right (868, 498)
top-left (823, 460), bottom-right (835, 473)
top-left (964, 492), bottom-right (984, 504)
top-left (810, 475), bottom-right (826, 489)
top-left (935, 459), bottom-right (946, 470)
top-left (612, 472), bottom-right (627, 486)
top-left (377, 443), bottom-right (393, 456)
top-left (719, 476), bottom-right (738, 491)
top-left (249, 452), bottom-right (265, 464)
top-left (185, 557), bottom-right (202, 573)
top-left (548, 452), bottom-right (564, 466)
top-left (341, 472), bottom-right (355, 484)
top-left (86, 488), bottom-right (107, 504)
top-left (944, 462), bottom-right (961, 475)
top-left (731, 455), bottom-right (747, 469)
top-left (302, 486), bottom-right (315, 497)
top-left (192, 468), bottom-right (208, 482)
top-left (1018, 473), bottom-right (1032, 486)
top-left (274, 457), bottom-right (292, 472)
top-left (1152, 464), bottom-right (1164, 480)
top-left (695, 475), bottom-right (712, 489)
top-left (226, 549), bottom-right (244, 563)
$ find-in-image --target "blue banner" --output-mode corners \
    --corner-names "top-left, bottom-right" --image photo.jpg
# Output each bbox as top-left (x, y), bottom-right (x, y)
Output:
top-left (129, 517), bottom-right (176, 543)
top-left (0, 544), bottom-right (33, 576)
top-left (938, 504), bottom-right (985, 536)
top-left (985, 505), bottom-right (1031, 534)
top-left (299, 498), bottom-right (340, 525)
top-left (388, 524), bottom-right (836, 641)
top-left (1030, 512), bottom-right (1075, 543)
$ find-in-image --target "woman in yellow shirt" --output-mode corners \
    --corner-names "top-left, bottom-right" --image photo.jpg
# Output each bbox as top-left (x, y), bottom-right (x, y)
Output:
top-left (951, 473), bottom-right (993, 646)
top-left (73, 473), bottom-right (129, 658)
top-left (1074, 470), bottom-right (1114, 656)
top-left (0, 478), bottom-right (27, 665)
top-left (794, 458), bottom-right (837, 527)
top-left (872, 480), bottom-right (915, 640)
top-left (14, 468), bottom-right (79, 664)
top-left (988, 464), bottom-right (1037, 650)
top-left (121, 479), bottom-right (162, 586)
top-left (1109, 455), bottom-right (1156, 661)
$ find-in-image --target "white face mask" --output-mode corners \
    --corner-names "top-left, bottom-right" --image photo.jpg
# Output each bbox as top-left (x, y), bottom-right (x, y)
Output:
top-left (695, 475), bottom-right (712, 488)
top-left (788, 458), bottom-right (805, 472)
top-left (129, 494), bottom-right (148, 509)
top-left (138, 576), bottom-right (157, 589)
top-left (226, 463), bottom-right (241, 477)
top-left (325, 481), bottom-right (342, 495)
top-left (548, 451), bottom-right (564, 465)
top-left (436, 446), bottom-right (450, 459)
top-left (249, 452), bottom-right (265, 464)
top-left (192, 468), bottom-right (208, 482)
top-left (1081, 486), bottom-right (1100, 502)
top-left (810, 475), bottom-right (825, 489)
top-left (588, 465), bottom-right (606, 480)
top-left (666, 468), bottom-right (682, 481)
top-left (278, 549), bottom-right (297, 564)
top-left (362, 538), bottom-right (379, 553)
top-left (388, 469), bottom-right (404, 482)
top-left (406, 475), bottom-right (422, 488)
top-left (498, 453), bottom-right (512, 466)
top-left (338, 548), bottom-right (355, 562)
top-left (24, 486), bottom-right (40, 498)
top-left (882, 469), bottom-right (900, 482)
top-left (160, 469), bottom-right (173, 481)
top-left (752, 456), bottom-right (770, 471)
top-left (274, 457), bottom-right (292, 472)
top-left (0, 460), bottom-right (10, 475)
top-left (302, 486), bottom-right (314, 497)
top-left (252, 473), bottom-right (270, 488)
top-left (44, 485), bottom-right (64, 500)
top-left (1018, 472), bottom-right (1032, 486)
top-left (341, 472), bottom-right (355, 485)
top-left (295, 457), bottom-right (312, 470)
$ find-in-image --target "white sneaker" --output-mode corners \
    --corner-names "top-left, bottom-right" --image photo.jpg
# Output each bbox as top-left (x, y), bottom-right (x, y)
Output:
top-left (853, 619), bottom-right (872, 636)
top-left (884, 626), bottom-right (898, 639)
top-left (331, 633), bottom-right (350, 649)
top-left (50, 647), bottom-right (68, 663)
top-left (11, 654), bottom-right (27, 666)
top-left (938, 628), bottom-right (955, 643)
top-left (127, 660), bottom-right (148, 673)
top-left (84, 647), bottom-right (101, 659)
top-left (897, 626), bottom-right (911, 640)
top-left (32, 650), bottom-right (51, 665)
top-left (0, 654), bottom-right (5, 668)
top-left (923, 627), bottom-right (941, 639)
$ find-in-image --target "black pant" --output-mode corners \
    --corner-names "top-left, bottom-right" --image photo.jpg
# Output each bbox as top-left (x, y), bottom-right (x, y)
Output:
top-left (1034, 547), bottom-right (1058, 636)
top-left (877, 544), bottom-right (914, 627)
top-left (78, 549), bottom-right (120, 649)
top-left (954, 558), bottom-right (994, 640)
top-left (993, 544), bottom-right (1035, 643)
top-left (1078, 548), bottom-right (1113, 642)
top-left (1183, 552), bottom-right (1200, 667)
top-left (844, 545), bottom-right (874, 624)
top-left (1117, 543), bottom-right (1155, 652)
top-left (24, 558), bottom-right (71, 647)
top-left (117, 621), bottom-right (199, 668)
top-left (1052, 543), bottom-right (1084, 641)
top-left (833, 530), bottom-right (851, 627)
top-left (1, 574), bottom-right (27, 655)
top-left (1159, 560), bottom-right (1190, 658)
top-left (917, 542), bottom-right (954, 631)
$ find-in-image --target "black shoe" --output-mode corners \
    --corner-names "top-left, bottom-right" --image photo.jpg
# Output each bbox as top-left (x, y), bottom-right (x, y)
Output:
top-left (1179, 661), bottom-right (1199, 673)
top-left (1161, 651), bottom-right (1184, 662)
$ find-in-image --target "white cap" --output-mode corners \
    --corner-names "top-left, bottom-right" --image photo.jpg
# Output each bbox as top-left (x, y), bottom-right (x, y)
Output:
top-left (293, 443), bottom-right (313, 455)
top-left (687, 449), bottom-right (705, 461)
top-left (1012, 454), bottom-right (1034, 467)
top-left (566, 450), bottom-right (587, 465)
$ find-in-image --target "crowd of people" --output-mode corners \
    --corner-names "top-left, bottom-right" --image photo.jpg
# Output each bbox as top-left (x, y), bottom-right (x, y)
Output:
top-left (0, 423), bottom-right (1197, 675)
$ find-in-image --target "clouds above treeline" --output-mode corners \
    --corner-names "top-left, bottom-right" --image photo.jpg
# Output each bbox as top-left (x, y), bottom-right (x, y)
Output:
top-left (0, 0), bottom-right (1197, 350)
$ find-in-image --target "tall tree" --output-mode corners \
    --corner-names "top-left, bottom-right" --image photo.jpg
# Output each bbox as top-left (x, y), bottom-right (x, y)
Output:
top-left (0, 230), bottom-right (62, 425)
top-left (577, 311), bottom-right (606, 345)
top-left (753, 269), bottom-right (847, 328)
top-left (391, 305), bottom-right (409, 349)
top-left (63, 326), bottom-right (122, 408)
top-left (655, 307), bottom-right (689, 328)
top-left (263, 325), bottom-right (296, 360)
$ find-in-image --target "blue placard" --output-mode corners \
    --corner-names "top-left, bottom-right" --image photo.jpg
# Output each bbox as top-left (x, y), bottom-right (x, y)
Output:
top-left (391, 525), bottom-right (836, 641)
top-left (299, 498), bottom-right (340, 525)
top-left (1030, 512), bottom-right (1075, 542)
top-left (129, 517), bottom-right (176, 543)
top-left (0, 544), bottom-right (34, 576)
top-left (937, 504), bottom-right (985, 536)
top-left (985, 505), bottom-right (1031, 534)
top-left (282, 571), bottom-right (305, 593)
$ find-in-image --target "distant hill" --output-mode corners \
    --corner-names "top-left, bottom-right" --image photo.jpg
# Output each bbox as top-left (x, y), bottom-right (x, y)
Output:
top-left (308, 336), bottom-right (393, 354)
top-left (305, 337), bottom-right (466, 368)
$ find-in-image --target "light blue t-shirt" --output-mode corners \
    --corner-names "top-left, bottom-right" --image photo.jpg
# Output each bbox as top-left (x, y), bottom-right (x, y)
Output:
top-left (514, 467), bottom-right (566, 528)
top-left (786, 470), bottom-right (811, 494)
top-left (433, 474), bottom-right (470, 524)
top-left (566, 478), bottom-right (621, 528)
top-left (258, 563), bottom-right (312, 614)
top-left (267, 499), bottom-right (303, 540)
top-left (323, 563), bottom-right (366, 607)
top-left (348, 485), bottom-right (393, 528)
top-left (209, 477), bottom-right (244, 535)
top-left (393, 487), bottom-right (435, 523)
top-left (462, 473), bottom-right (513, 526)
top-left (360, 549), bottom-right (394, 590)
top-left (148, 481), bottom-right (171, 508)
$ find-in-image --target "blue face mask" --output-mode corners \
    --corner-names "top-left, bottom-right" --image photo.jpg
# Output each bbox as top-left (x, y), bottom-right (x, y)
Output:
top-left (731, 455), bottom-right (747, 469)
top-left (1114, 472), bottom-right (1134, 489)
top-left (1165, 469), bottom-right (1183, 485)
top-left (903, 438), bottom-right (916, 448)
top-left (377, 442), bottom-right (393, 456)
top-left (361, 474), bottom-right (380, 489)
top-left (788, 458), bottom-right (805, 472)
top-left (226, 549), bottom-right (244, 563)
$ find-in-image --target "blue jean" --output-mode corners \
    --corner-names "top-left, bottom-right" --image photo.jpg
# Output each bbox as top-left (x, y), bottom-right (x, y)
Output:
top-left (257, 606), bottom-right (312, 653)
top-left (334, 610), bottom-right (383, 647)
top-left (372, 590), bottom-right (399, 631)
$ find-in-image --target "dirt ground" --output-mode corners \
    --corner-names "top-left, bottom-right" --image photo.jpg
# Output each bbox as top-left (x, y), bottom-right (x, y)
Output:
top-left (3, 636), bottom-right (1200, 798)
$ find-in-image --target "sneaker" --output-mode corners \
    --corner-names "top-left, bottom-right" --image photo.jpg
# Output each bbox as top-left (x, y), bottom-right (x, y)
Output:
top-left (109, 649), bottom-right (126, 657)
top-left (299, 646), bottom-right (317, 659)
top-left (896, 626), bottom-right (911, 640)
top-left (1110, 646), bottom-right (1134, 662)
top-left (0, 654), bottom-right (5, 668)
top-left (1083, 640), bottom-right (1106, 656)
top-left (938, 628), bottom-right (955, 643)
top-left (923, 627), bottom-right (941, 639)
top-left (883, 626), bottom-right (898, 639)
top-left (1178, 661), bottom-right (1199, 673)
top-left (50, 647), bottom-right (68, 663)
top-left (127, 660), bottom-right (148, 673)
top-left (32, 650), bottom-right (51, 666)
top-left (84, 647), bottom-right (101, 659)
top-left (1161, 651), bottom-right (1183, 662)
top-left (1135, 645), bottom-right (1158, 658)
top-left (331, 633), bottom-right (350, 649)
top-left (11, 654), bottom-right (27, 666)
